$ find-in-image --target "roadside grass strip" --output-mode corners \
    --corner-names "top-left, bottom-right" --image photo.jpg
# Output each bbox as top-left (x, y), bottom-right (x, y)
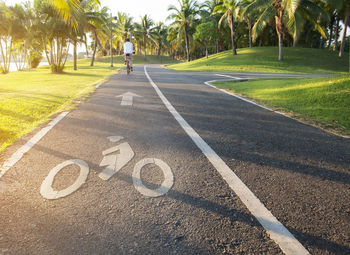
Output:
top-left (167, 47), bottom-right (349, 74)
top-left (144, 66), bottom-right (310, 255)
top-left (0, 55), bottom-right (176, 155)
top-left (0, 112), bottom-right (69, 179)
top-left (0, 58), bottom-right (122, 154)
top-left (211, 76), bottom-right (350, 137)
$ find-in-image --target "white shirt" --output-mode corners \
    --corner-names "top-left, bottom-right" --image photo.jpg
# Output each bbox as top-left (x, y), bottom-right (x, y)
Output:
top-left (124, 42), bottom-right (133, 54)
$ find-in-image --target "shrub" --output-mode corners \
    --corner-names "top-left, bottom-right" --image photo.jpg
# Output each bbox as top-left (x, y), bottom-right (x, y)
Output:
top-left (29, 50), bottom-right (43, 69)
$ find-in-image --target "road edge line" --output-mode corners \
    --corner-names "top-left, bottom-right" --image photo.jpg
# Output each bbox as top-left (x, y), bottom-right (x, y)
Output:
top-left (0, 111), bottom-right (70, 179)
top-left (205, 77), bottom-right (350, 139)
top-left (144, 66), bottom-right (309, 255)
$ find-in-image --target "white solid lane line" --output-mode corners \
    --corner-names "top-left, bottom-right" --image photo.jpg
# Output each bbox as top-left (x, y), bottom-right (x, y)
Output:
top-left (215, 74), bottom-right (248, 81)
top-left (144, 66), bottom-right (309, 255)
top-left (0, 111), bottom-right (70, 179)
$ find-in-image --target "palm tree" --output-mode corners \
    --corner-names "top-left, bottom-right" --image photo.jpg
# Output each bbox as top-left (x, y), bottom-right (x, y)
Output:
top-left (115, 12), bottom-right (134, 55)
top-left (168, 0), bottom-right (199, 61)
top-left (212, 0), bottom-right (239, 55)
top-left (153, 22), bottom-right (167, 57)
top-left (288, 2), bottom-right (328, 47)
top-left (0, 2), bottom-right (28, 73)
top-left (0, 3), bottom-right (13, 73)
top-left (238, 0), bottom-right (255, 48)
top-left (35, 0), bottom-right (72, 73)
top-left (244, 0), bottom-right (327, 61)
top-left (45, 0), bottom-right (82, 30)
top-left (8, 4), bottom-right (30, 71)
top-left (134, 14), bottom-right (155, 60)
top-left (202, 0), bottom-right (222, 52)
top-left (339, 1), bottom-right (350, 57)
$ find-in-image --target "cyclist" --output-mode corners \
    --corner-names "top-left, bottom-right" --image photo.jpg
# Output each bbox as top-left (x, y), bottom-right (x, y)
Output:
top-left (124, 38), bottom-right (133, 72)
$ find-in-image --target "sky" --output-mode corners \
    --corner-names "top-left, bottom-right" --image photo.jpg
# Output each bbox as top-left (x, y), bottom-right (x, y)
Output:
top-left (99, 0), bottom-right (179, 24)
top-left (4, 0), bottom-right (350, 48)
top-left (5, 0), bottom-right (183, 24)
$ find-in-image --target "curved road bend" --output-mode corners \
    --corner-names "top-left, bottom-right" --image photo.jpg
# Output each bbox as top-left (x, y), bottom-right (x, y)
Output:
top-left (0, 65), bottom-right (349, 254)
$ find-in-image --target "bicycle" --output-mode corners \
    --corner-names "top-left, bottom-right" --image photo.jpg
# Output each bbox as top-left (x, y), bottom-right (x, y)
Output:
top-left (125, 53), bottom-right (133, 75)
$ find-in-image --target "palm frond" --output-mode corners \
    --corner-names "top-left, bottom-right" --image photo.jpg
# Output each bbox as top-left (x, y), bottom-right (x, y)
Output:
top-left (251, 5), bottom-right (275, 42)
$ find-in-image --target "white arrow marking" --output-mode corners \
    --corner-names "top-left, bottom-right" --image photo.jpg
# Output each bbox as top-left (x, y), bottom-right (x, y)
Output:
top-left (116, 92), bottom-right (142, 106)
top-left (98, 142), bottom-right (135, 180)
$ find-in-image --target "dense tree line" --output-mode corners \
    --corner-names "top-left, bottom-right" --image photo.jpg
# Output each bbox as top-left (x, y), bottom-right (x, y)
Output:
top-left (0, 0), bottom-right (349, 74)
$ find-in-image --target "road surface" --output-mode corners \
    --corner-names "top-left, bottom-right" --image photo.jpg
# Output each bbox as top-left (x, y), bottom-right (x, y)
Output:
top-left (0, 65), bottom-right (349, 254)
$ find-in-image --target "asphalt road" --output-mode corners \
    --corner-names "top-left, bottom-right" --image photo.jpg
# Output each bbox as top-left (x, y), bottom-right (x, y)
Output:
top-left (0, 65), bottom-right (349, 255)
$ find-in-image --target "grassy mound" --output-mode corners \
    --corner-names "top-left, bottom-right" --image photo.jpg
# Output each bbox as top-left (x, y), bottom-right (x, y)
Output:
top-left (167, 47), bottom-right (348, 74)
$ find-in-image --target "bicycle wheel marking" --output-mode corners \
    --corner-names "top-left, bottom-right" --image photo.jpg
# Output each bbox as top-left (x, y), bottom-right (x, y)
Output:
top-left (132, 158), bottom-right (174, 197)
top-left (40, 159), bottom-right (89, 200)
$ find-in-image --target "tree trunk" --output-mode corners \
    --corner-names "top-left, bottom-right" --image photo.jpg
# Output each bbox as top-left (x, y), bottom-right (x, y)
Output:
top-left (91, 32), bottom-right (98, 67)
top-left (157, 40), bottom-right (162, 57)
top-left (278, 32), bottom-right (283, 61)
top-left (293, 39), bottom-right (297, 47)
top-left (184, 25), bottom-right (190, 62)
top-left (218, 31), bottom-right (223, 52)
top-left (84, 40), bottom-right (89, 58)
top-left (328, 13), bottom-right (335, 49)
top-left (247, 18), bottom-right (252, 48)
top-left (334, 14), bottom-right (340, 51)
top-left (144, 34), bottom-right (147, 60)
top-left (229, 15), bottom-right (237, 55)
top-left (339, 4), bottom-right (350, 57)
top-left (275, 7), bottom-right (284, 61)
top-left (73, 40), bottom-right (77, 70)
top-left (50, 40), bottom-right (55, 73)
top-left (0, 39), bottom-right (7, 73)
top-left (205, 42), bottom-right (208, 59)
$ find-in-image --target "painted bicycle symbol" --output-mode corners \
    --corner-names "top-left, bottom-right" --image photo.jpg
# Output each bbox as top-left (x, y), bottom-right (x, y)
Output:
top-left (40, 136), bottom-right (174, 200)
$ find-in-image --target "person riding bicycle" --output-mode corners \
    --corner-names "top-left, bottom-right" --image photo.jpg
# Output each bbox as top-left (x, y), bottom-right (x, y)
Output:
top-left (124, 38), bottom-right (133, 71)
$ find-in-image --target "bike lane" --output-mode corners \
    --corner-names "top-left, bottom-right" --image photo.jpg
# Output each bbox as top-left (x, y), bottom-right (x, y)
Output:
top-left (144, 65), bottom-right (350, 255)
top-left (0, 66), bottom-right (282, 254)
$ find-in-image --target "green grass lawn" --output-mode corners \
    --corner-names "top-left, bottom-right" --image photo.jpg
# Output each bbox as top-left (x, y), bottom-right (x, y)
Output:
top-left (0, 55), bottom-right (175, 153)
top-left (167, 47), bottom-right (349, 74)
top-left (213, 76), bottom-right (350, 136)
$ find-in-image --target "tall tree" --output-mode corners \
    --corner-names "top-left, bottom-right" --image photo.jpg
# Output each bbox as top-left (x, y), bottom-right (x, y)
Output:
top-left (213, 0), bottom-right (239, 55)
top-left (134, 14), bottom-right (154, 60)
top-left (238, 0), bottom-right (255, 48)
top-left (202, 0), bottom-right (222, 52)
top-left (72, 0), bottom-right (104, 70)
top-left (115, 12), bottom-right (133, 55)
top-left (193, 22), bottom-right (218, 58)
top-left (45, 0), bottom-right (81, 30)
top-left (168, 0), bottom-right (199, 61)
top-left (244, 0), bottom-right (327, 61)
top-left (339, 1), bottom-right (350, 57)
top-left (0, 2), bottom-right (27, 73)
top-left (88, 6), bottom-right (109, 66)
top-left (153, 22), bottom-right (167, 57)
